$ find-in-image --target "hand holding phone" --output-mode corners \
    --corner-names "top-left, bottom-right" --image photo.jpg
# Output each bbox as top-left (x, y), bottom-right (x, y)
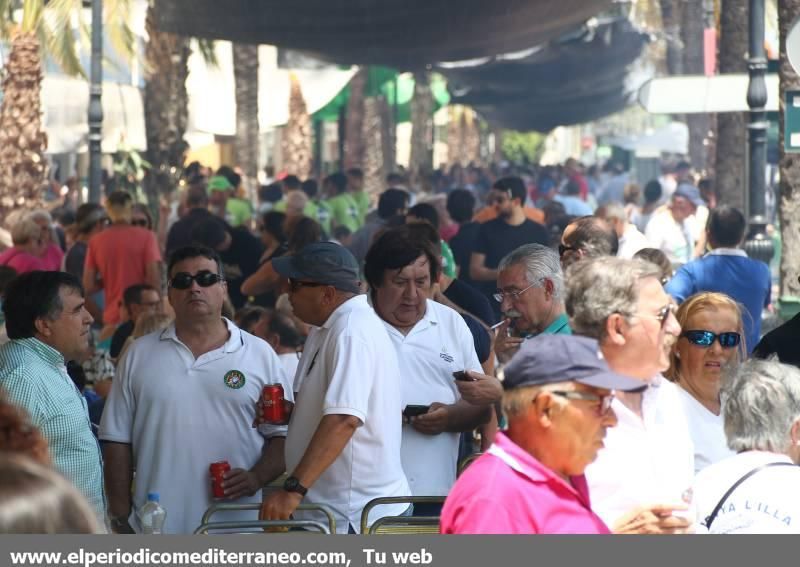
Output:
top-left (403, 404), bottom-right (431, 418)
top-left (453, 370), bottom-right (476, 382)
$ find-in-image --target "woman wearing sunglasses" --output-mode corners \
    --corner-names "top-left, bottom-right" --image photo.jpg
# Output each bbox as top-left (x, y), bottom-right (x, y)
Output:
top-left (666, 292), bottom-right (746, 473)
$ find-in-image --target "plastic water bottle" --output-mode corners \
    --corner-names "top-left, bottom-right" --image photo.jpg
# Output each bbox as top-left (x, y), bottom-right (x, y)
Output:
top-left (139, 492), bottom-right (167, 534)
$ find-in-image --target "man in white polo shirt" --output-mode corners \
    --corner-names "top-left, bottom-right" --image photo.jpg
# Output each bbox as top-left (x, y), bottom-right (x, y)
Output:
top-left (100, 246), bottom-right (292, 534)
top-left (364, 225), bottom-right (492, 511)
top-left (261, 242), bottom-right (410, 533)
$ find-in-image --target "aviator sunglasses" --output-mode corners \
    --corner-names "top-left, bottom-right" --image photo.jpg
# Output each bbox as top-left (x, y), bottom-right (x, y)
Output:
top-left (169, 270), bottom-right (224, 290)
top-left (681, 330), bottom-right (741, 349)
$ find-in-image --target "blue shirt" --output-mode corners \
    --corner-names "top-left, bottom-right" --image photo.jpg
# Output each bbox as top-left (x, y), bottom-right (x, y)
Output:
top-left (665, 249), bottom-right (771, 353)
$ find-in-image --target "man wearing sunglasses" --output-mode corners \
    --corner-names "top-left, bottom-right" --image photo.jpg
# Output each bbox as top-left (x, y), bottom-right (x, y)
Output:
top-left (100, 246), bottom-right (291, 534)
top-left (441, 335), bottom-right (642, 533)
top-left (566, 257), bottom-right (695, 534)
top-left (261, 242), bottom-right (411, 533)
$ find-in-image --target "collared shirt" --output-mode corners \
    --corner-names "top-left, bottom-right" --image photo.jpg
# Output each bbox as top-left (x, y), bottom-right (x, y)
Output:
top-left (617, 223), bottom-right (652, 259)
top-left (440, 433), bottom-right (610, 534)
top-left (100, 319), bottom-right (290, 534)
top-left (542, 312), bottom-right (572, 335)
top-left (286, 295), bottom-right (410, 533)
top-left (585, 375), bottom-right (695, 528)
top-left (0, 337), bottom-right (106, 524)
top-left (644, 209), bottom-right (699, 265)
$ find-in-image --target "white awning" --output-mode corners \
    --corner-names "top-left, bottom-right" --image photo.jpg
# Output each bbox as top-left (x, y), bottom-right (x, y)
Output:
top-left (42, 76), bottom-right (146, 154)
top-left (638, 74), bottom-right (779, 114)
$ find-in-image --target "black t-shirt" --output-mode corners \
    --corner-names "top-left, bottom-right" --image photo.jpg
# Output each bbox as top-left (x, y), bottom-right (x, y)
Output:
top-left (752, 313), bottom-right (800, 368)
top-left (166, 208), bottom-right (213, 256)
top-left (221, 228), bottom-right (264, 308)
top-left (109, 320), bottom-right (135, 359)
top-left (64, 241), bottom-right (88, 280)
top-left (444, 277), bottom-right (496, 326)
top-left (462, 313), bottom-right (490, 364)
top-left (449, 222), bottom-right (481, 283)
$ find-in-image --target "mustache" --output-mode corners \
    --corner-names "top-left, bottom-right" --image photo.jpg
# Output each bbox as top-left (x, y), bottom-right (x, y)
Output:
top-left (504, 309), bottom-right (522, 318)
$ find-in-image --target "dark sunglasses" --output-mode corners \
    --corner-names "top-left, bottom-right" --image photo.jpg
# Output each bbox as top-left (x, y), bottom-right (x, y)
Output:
top-left (169, 270), bottom-right (224, 290)
top-left (682, 330), bottom-right (741, 349)
top-left (131, 219), bottom-right (149, 228)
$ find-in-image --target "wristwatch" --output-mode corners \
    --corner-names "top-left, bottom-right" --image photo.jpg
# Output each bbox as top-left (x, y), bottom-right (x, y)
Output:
top-left (283, 475), bottom-right (308, 496)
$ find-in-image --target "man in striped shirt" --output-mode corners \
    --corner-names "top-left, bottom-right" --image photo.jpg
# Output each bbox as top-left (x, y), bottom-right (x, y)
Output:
top-left (0, 271), bottom-right (106, 527)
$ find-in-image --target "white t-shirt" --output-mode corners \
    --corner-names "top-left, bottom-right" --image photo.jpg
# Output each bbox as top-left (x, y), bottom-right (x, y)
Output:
top-left (617, 224), bottom-right (652, 259)
top-left (694, 451), bottom-right (800, 533)
top-left (675, 386), bottom-right (734, 473)
top-left (380, 299), bottom-right (482, 496)
top-left (586, 375), bottom-right (695, 528)
top-left (644, 209), bottom-right (699, 266)
top-left (99, 319), bottom-right (292, 534)
top-left (285, 295), bottom-right (410, 533)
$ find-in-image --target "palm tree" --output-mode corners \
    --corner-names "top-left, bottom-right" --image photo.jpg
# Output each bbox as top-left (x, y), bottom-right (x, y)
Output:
top-left (233, 42), bottom-right (259, 198)
top-left (343, 67), bottom-right (367, 170)
top-left (281, 72), bottom-right (312, 179)
top-left (409, 71), bottom-right (434, 182)
top-left (779, 0), bottom-right (800, 298)
top-left (681, 0), bottom-right (712, 173)
top-left (0, 0), bottom-right (132, 212)
top-left (714, 0), bottom-right (748, 211)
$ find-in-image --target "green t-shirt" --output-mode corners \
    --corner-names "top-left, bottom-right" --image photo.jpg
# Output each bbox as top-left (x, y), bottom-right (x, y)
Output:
top-left (352, 191), bottom-right (371, 226)
top-left (272, 199), bottom-right (331, 235)
top-left (441, 241), bottom-right (456, 278)
top-left (326, 193), bottom-right (362, 233)
top-left (226, 197), bottom-right (253, 227)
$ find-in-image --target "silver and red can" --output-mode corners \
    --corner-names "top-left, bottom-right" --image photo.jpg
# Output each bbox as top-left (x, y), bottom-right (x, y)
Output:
top-left (261, 384), bottom-right (286, 424)
top-left (209, 460), bottom-right (231, 499)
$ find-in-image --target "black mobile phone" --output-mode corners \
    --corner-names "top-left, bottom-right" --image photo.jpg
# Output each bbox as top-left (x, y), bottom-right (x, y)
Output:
top-left (452, 370), bottom-right (475, 382)
top-left (403, 404), bottom-right (431, 417)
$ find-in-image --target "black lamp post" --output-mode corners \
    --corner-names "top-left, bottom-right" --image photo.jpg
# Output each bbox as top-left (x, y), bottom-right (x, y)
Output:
top-left (743, 0), bottom-right (773, 263)
top-left (87, 0), bottom-right (103, 204)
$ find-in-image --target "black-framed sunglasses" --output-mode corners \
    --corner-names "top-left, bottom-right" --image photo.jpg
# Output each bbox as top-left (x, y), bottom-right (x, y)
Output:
top-left (682, 330), bottom-right (741, 349)
top-left (288, 278), bottom-right (328, 292)
top-left (169, 270), bottom-right (224, 290)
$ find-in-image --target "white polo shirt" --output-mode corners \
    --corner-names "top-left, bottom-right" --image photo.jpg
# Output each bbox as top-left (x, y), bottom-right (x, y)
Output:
top-left (277, 352), bottom-right (301, 386)
top-left (585, 375), bottom-right (695, 528)
top-left (285, 295), bottom-right (410, 533)
top-left (99, 318), bottom-right (292, 534)
top-left (675, 386), bottom-right (735, 473)
top-left (379, 299), bottom-right (482, 496)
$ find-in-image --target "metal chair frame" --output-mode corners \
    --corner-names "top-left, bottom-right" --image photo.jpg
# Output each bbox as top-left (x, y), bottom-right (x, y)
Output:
top-left (360, 496), bottom-right (445, 534)
top-left (194, 519), bottom-right (328, 534)
top-left (198, 502), bottom-right (337, 534)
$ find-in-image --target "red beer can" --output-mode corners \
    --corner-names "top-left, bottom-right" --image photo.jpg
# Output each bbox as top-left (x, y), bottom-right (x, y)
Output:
top-left (209, 461), bottom-right (231, 499)
top-left (261, 384), bottom-right (286, 424)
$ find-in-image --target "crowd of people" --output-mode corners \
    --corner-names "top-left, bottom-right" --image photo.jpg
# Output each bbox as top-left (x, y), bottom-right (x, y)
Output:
top-left (0, 156), bottom-right (798, 535)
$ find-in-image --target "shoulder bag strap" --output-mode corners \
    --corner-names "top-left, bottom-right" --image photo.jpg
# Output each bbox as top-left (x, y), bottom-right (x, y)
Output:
top-left (704, 462), bottom-right (797, 529)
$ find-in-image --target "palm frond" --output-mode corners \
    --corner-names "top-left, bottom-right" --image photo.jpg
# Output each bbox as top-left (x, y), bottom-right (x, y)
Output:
top-left (195, 38), bottom-right (218, 67)
top-left (20, 0), bottom-right (44, 33)
top-left (104, 0), bottom-right (135, 61)
top-left (40, 0), bottom-right (84, 77)
top-left (0, 0), bottom-right (17, 39)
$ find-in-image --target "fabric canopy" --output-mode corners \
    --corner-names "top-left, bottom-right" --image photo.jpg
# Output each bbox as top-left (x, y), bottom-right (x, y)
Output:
top-left (439, 17), bottom-right (650, 132)
top-left (155, 0), bottom-right (612, 68)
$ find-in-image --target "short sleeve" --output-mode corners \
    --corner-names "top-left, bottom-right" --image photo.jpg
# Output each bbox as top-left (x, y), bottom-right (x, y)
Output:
top-left (322, 335), bottom-right (373, 423)
top-left (664, 265), bottom-right (694, 303)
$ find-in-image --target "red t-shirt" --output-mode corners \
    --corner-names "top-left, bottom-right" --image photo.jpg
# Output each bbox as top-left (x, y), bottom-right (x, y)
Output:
top-left (85, 225), bottom-right (161, 325)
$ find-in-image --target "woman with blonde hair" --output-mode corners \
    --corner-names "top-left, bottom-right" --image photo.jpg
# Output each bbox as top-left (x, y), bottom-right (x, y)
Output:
top-left (666, 292), bottom-right (746, 472)
top-left (0, 216), bottom-right (46, 274)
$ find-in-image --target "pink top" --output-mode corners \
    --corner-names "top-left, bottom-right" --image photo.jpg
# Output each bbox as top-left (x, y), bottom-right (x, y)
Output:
top-left (440, 433), bottom-right (611, 534)
top-left (0, 247), bottom-right (46, 274)
top-left (41, 243), bottom-right (64, 271)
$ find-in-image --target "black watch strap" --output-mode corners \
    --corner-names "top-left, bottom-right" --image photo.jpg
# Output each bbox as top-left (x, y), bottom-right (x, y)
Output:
top-left (283, 475), bottom-right (308, 496)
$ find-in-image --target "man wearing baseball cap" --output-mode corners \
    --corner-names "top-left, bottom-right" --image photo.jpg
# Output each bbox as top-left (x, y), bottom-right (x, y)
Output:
top-left (261, 242), bottom-right (411, 533)
top-left (440, 334), bottom-right (641, 534)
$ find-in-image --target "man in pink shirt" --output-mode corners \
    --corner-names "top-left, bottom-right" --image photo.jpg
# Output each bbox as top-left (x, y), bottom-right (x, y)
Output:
top-left (84, 191), bottom-right (162, 339)
top-left (440, 334), bottom-right (641, 534)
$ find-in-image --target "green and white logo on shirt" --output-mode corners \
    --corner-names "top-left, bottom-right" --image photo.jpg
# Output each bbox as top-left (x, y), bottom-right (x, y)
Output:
top-left (223, 370), bottom-right (246, 389)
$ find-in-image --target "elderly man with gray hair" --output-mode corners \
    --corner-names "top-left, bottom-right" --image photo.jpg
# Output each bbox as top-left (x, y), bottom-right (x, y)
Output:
top-left (566, 256), bottom-right (695, 534)
top-left (596, 203), bottom-right (651, 259)
top-left (693, 358), bottom-right (800, 533)
top-left (493, 244), bottom-right (571, 364)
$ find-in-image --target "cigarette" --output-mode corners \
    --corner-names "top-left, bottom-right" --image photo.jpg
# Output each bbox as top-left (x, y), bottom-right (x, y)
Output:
top-left (490, 321), bottom-right (505, 331)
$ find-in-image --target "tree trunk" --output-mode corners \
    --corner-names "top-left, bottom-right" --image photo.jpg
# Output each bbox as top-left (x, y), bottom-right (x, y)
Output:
top-left (233, 43), bottom-right (260, 199)
top-left (343, 68), bottom-right (367, 170)
top-left (281, 73), bottom-right (313, 179)
top-left (378, 95), bottom-right (396, 175)
top-left (682, 0), bottom-right (711, 173)
top-left (779, 0), bottom-right (800, 298)
top-left (409, 71), bottom-right (434, 183)
top-left (362, 96), bottom-right (385, 197)
top-left (143, 3), bottom-right (190, 202)
top-left (0, 32), bottom-right (47, 214)
top-left (714, 0), bottom-right (748, 211)
top-left (660, 0), bottom-right (684, 75)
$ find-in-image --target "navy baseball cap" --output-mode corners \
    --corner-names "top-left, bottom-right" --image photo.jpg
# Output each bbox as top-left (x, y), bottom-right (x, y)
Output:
top-left (272, 242), bottom-right (361, 294)
top-left (503, 335), bottom-right (642, 391)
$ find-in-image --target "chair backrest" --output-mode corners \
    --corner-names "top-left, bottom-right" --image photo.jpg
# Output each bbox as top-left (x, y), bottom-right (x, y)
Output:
top-left (457, 452), bottom-right (483, 477)
top-left (368, 516), bottom-right (440, 535)
top-left (360, 496), bottom-right (445, 534)
top-left (199, 503), bottom-right (337, 534)
top-left (193, 519), bottom-right (328, 535)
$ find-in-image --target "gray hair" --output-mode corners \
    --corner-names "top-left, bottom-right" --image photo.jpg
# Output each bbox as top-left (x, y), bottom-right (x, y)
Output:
top-left (498, 243), bottom-right (564, 299)
top-left (565, 257), bottom-right (662, 341)
top-left (723, 358), bottom-right (800, 454)
top-left (603, 203), bottom-right (626, 222)
top-left (11, 216), bottom-right (42, 246)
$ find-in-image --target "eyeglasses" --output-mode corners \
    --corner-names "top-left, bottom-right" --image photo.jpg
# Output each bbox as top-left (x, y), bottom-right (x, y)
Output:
top-left (682, 330), bottom-right (741, 349)
top-left (549, 390), bottom-right (616, 415)
top-left (634, 303), bottom-right (677, 329)
top-left (288, 279), bottom-right (328, 292)
top-left (558, 243), bottom-right (578, 257)
top-left (131, 219), bottom-right (149, 228)
top-left (493, 279), bottom-right (542, 303)
top-left (169, 270), bottom-right (224, 289)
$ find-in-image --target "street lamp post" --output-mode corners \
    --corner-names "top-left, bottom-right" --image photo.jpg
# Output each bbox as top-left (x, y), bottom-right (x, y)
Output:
top-left (743, 0), bottom-right (773, 263)
top-left (88, 0), bottom-right (103, 204)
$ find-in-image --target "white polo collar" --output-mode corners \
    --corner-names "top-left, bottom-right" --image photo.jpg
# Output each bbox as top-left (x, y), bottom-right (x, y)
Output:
top-left (160, 317), bottom-right (244, 353)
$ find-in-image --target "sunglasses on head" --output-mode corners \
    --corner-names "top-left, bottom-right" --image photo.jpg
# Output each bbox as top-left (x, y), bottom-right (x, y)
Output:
top-left (682, 330), bottom-right (741, 348)
top-left (169, 270), bottom-right (224, 290)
